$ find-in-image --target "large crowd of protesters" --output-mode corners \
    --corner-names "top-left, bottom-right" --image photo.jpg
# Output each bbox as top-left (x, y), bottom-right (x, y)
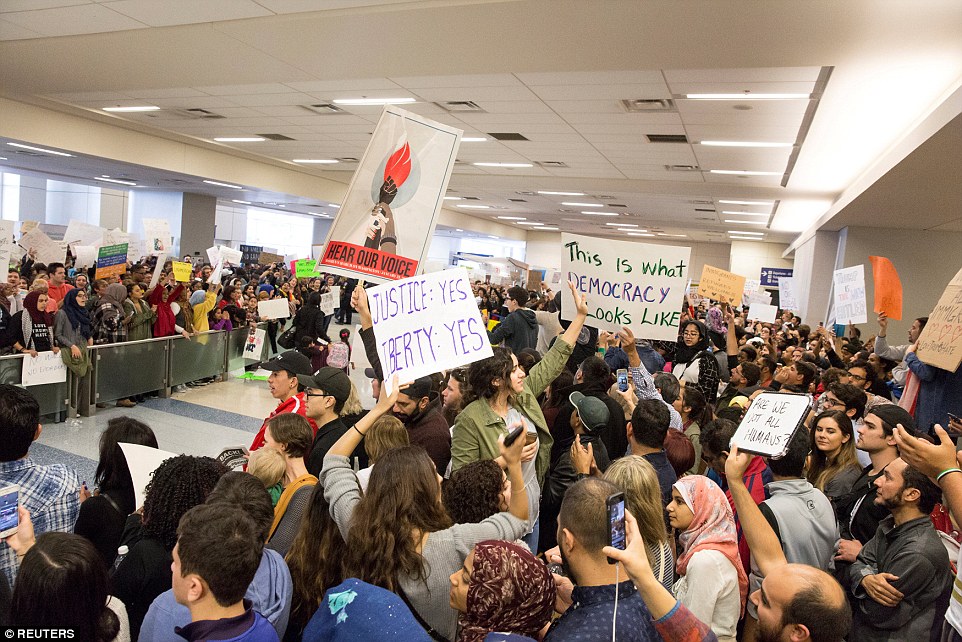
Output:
top-left (1, 246), bottom-right (962, 642)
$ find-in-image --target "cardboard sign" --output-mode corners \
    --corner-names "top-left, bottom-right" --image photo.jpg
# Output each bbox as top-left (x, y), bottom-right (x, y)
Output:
top-left (258, 298), bottom-right (291, 320)
top-left (21, 351), bottom-right (68, 386)
top-left (171, 261), bottom-right (193, 282)
top-left (0, 220), bottom-right (12, 270)
top-left (526, 270), bottom-right (543, 292)
top-left (368, 267), bottom-right (492, 393)
top-left (19, 227), bottom-right (67, 265)
top-left (747, 302), bottom-right (779, 323)
top-left (778, 277), bottom-right (798, 311)
top-left (119, 443), bottom-right (177, 509)
top-left (94, 243), bottom-right (129, 280)
top-left (869, 256), bottom-right (903, 321)
top-left (916, 267), bottom-right (962, 372)
top-left (833, 265), bottom-right (868, 325)
top-left (258, 251), bottom-right (284, 265)
top-left (295, 259), bottom-right (321, 279)
top-left (240, 244), bottom-right (263, 265)
top-left (697, 265), bottom-right (746, 306)
top-left (318, 106), bottom-right (462, 283)
top-left (561, 232), bottom-right (690, 339)
top-left (243, 327), bottom-right (266, 361)
top-left (732, 392), bottom-right (812, 458)
top-left (142, 218), bottom-right (172, 255)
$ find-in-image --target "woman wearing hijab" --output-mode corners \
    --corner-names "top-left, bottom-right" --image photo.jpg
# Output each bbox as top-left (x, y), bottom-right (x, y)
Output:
top-left (448, 540), bottom-right (555, 642)
top-left (672, 319), bottom-right (721, 404)
top-left (93, 283), bottom-right (136, 407)
top-left (147, 273), bottom-right (184, 338)
top-left (0, 281), bottom-right (16, 353)
top-left (7, 290), bottom-right (58, 357)
top-left (54, 288), bottom-right (94, 406)
top-left (666, 475), bottom-right (747, 642)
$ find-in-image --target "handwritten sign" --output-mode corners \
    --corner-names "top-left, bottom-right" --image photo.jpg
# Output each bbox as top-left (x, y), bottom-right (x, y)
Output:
top-left (63, 220), bottom-right (104, 249)
top-left (94, 243), bottom-right (128, 280)
top-left (747, 302), bottom-right (778, 323)
top-left (119, 443), bottom-right (177, 509)
top-left (833, 265), bottom-right (867, 325)
top-left (368, 267), bottom-right (492, 393)
top-left (240, 244), bottom-right (263, 265)
top-left (258, 298), bottom-right (291, 320)
top-left (319, 286), bottom-right (340, 316)
top-left (869, 256), bottom-right (902, 321)
top-left (0, 220), bottom-right (12, 270)
top-left (295, 259), bottom-right (321, 279)
top-left (244, 327), bottom-right (266, 361)
top-left (746, 289), bottom-right (773, 306)
top-left (20, 227), bottom-right (67, 265)
top-left (916, 267), bottom-right (962, 372)
top-left (171, 261), bottom-right (193, 282)
top-left (697, 265), bottom-right (746, 307)
top-left (21, 351), bottom-right (68, 386)
top-left (561, 233), bottom-right (690, 339)
top-left (778, 277), bottom-right (798, 311)
top-left (258, 251), bottom-right (284, 265)
top-left (732, 392), bottom-right (812, 458)
top-left (743, 278), bottom-right (761, 298)
top-left (142, 218), bottom-right (172, 255)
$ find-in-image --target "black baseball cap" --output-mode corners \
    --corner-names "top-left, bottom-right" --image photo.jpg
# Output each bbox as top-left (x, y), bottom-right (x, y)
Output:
top-left (299, 367), bottom-right (352, 404)
top-left (569, 391), bottom-right (610, 433)
top-left (259, 351), bottom-right (313, 377)
top-left (399, 376), bottom-right (433, 401)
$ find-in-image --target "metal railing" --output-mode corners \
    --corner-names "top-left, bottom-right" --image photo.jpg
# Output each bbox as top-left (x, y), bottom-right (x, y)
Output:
top-left (0, 353), bottom-right (71, 422)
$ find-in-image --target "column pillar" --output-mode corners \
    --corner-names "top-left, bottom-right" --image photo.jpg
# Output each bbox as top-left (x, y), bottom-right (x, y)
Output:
top-left (180, 193), bottom-right (216, 260)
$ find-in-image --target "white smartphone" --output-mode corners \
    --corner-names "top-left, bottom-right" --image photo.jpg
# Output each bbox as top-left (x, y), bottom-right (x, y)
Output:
top-left (0, 485), bottom-right (19, 538)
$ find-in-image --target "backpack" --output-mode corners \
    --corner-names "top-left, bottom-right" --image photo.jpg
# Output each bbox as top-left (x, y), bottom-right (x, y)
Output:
top-left (327, 341), bottom-right (349, 369)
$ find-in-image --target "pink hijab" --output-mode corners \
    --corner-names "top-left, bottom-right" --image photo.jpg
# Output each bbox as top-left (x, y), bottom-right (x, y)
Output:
top-left (673, 475), bottom-right (748, 613)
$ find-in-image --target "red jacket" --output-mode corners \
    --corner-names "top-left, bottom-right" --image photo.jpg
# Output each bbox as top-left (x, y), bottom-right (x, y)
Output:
top-left (149, 284), bottom-right (184, 338)
top-left (250, 392), bottom-right (319, 452)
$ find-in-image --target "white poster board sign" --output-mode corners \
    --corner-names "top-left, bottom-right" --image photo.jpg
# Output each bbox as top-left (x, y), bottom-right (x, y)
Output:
top-left (243, 327), bottom-right (266, 361)
top-left (745, 290), bottom-right (773, 306)
top-left (778, 277), bottom-right (798, 311)
top-left (833, 265), bottom-right (868, 325)
top-left (119, 443), bottom-right (178, 509)
top-left (148, 254), bottom-right (168, 290)
top-left (21, 351), bottom-right (68, 386)
top-left (320, 289), bottom-right (337, 316)
top-left (19, 228), bottom-right (67, 265)
top-left (142, 218), bottom-right (172, 255)
top-left (63, 220), bottom-right (104, 249)
top-left (257, 298), bottom-right (291, 320)
top-left (0, 220), bottom-right (13, 270)
top-left (732, 392), bottom-right (812, 458)
top-left (743, 278), bottom-right (761, 299)
top-left (73, 245), bottom-right (98, 269)
top-left (747, 302), bottom-right (779, 323)
top-left (561, 232), bottom-right (690, 339)
top-left (368, 267), bottom-right (492, 393)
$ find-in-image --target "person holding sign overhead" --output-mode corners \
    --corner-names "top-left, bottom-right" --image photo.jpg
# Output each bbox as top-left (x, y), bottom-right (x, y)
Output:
top-left (452, 280), bottom-right (589, 554)
top-left (672, 320), bottom-right (721, 404)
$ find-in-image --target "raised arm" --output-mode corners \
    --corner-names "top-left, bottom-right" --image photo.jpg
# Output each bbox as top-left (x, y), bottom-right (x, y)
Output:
top-left (619, 325), bottom-right (683, 429)
top-left (558, 280), bottom-right (589, 347)
top-left (328, 376), bottom-right (398, 458)
top-left (724, 444), bottom-right (787, 576)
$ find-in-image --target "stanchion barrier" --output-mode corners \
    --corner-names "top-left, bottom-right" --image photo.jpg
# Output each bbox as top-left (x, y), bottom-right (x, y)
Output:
top-left (0, 353), bottom-right (70, 422)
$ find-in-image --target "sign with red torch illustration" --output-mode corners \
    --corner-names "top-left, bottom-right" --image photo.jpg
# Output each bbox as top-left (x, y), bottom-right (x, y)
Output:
top-left (318, 105), bottom-right (462, 283)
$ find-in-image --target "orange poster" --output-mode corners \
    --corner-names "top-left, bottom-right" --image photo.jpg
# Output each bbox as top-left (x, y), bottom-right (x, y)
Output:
top-left (869, 256), bottom-right (902, 320)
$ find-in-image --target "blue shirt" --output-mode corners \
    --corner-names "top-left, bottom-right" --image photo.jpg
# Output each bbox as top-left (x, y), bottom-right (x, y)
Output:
top-left (545, 580), bottom-right (659, 642)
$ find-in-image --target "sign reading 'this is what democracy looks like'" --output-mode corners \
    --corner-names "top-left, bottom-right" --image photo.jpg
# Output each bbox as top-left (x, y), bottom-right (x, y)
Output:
top-left (561, 233), bottom-right (690, 340)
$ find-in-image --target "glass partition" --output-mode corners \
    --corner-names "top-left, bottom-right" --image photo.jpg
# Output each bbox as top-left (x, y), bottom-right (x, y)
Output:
top-left (169, 331), bottom-right (228, 387)
top-left (0, 354), bottom-right (70, 421)
top-left (90, 338), bottom-right (169, 405)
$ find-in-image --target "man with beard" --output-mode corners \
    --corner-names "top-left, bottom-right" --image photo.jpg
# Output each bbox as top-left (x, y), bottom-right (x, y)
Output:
top-left (392, 376), bottom-right (451, 474)
top-left (304, 367), bottom-right (368, 476)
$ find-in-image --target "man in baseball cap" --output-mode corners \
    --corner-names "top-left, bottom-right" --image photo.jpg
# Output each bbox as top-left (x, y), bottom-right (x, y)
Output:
top-left (394, 376), bottom-right (451, 475)
top-left (249, 351), bottom-right (317, 452)
top-left (304, 367), bottom-right (367, 476)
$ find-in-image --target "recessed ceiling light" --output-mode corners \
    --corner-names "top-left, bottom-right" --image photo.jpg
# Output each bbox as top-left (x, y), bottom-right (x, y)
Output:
top-left (626, 232), bottom-right (656, 237)
top-left (727, 230), bottom-right (764, 235)
top-left (7, 142), bottom-right (73, 157)
top-left (709, 170), bottom-right (783, 176)
top-left (0, 157), bottom-right (6, 160)
top-left (718, 200), bottom-right (774, 206)
top-left (457, 204), bottom-right (491, 209)
top-left (213, 137), bottom-right (266, 142)
top-left (729, 235), bottom-right (764, 241)
top-left (332, 97), bottom-right (416, 106)
top-left (700, 141), bottom-right (793, 148)
top-left (685, 93), bottom-right (809, 100)
top-left (563, 202), bottom-right (602, 207)
top-left (292, 159), bottom-right (339, 164)
top-left (606, 223), bottom-right (638, 228)
top-left (94, 176), bottom-right (136, 186)
top-left (443, 196), bottom-right (462, 201)
top-left (102, 105), bottom-right (160, 113)
top-left (538, 226), bottom-right (559, 230)
top-left (657, 233), bottom-right (688, 237)
top-left (724, 219), bottom-right (767, 225)
top-left (462, 137), bottom-right (487, 142)
top-left (203, 179), bottom-right (243, 189)
top-left (328, 203), bottom-right (340, 208)
top-left (497, 216), bottom-right (526, 220)
top-left (487, 235), bottom-right (498, 239)
top-left (582, 211), bottom-right (620, 216)
top-left (232, 199), bottom-right (252, 205)
top-left (473, 162), bottom-right (533, 168)
top-left (455, 228), bottom-right (463, 232)
top-left (621, 228), bottom-right (649, 232)
top-left (516, 222), bottom-right (544, 226)
top-left (721, 211), bottom-right (769, 217)
top-left (538, 191), bottom-right (585, 196)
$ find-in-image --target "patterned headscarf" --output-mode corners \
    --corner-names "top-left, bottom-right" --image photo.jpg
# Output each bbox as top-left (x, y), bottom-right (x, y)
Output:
top-left (673, 475), bottom-right (748, 613)
top-left (458, 540), bottom-right (556, 642)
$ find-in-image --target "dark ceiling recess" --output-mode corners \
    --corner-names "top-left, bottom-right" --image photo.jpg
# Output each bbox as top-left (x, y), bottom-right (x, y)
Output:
top-left (646, 134), bottom-right (689, 144)
top-left (508, 198), bottom-right (527, 202)
top-left (258, 134), bottom-right (295, 141)
top-left (488, 132), bottom-right (529, 141)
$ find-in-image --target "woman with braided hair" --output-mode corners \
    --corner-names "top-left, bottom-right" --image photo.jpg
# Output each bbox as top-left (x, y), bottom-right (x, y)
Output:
top-left (110, 455), bottom-right (227, 639)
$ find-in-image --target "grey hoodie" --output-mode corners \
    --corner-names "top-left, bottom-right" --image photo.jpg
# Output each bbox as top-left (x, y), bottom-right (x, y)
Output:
top-left (487, 307), bottom-right (538, 354)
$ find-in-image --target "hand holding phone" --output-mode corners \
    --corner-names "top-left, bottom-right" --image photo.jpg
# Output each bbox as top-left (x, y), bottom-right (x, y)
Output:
top-left (616, 369), bottom-right (629, 393)
top-left (0, 485), bottom-right (19, 539)
top-left (606, 492), bottom-right (626, 564)
top-left (503, 423), bottom-right (525, 448)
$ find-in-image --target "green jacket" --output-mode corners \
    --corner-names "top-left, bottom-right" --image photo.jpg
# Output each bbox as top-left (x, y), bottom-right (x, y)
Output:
top-left (124, 299), bottom-right (156, 342)
top-left (451, 337), bottom-right (573, 485)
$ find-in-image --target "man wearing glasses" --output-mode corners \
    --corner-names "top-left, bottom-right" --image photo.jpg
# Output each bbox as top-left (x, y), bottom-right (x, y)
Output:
top-left (304, 367), bottom-right (368, 476)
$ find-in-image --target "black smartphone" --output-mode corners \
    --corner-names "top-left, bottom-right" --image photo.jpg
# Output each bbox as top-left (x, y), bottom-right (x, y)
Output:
top-left (503, 424), bottom-right (525, 448)
top-left (606, 492), bottom-right (626, 564)
top-left (616, 369), bottom-right (628, 392)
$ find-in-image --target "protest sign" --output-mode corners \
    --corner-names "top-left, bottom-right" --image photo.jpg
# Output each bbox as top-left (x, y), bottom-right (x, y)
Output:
top-left (258, 251), bottom-right (284, 265)
top-left (258, 298), bottom-right (291, 320)
top-left (318, 106), bottom-right (462, 283)
top-left (171, 261), bottom-right (193, 282)
top-left (561, 233), bottom-right (689, 339)
top-left (73, 245), bottom-right (98, 269)
top-left (732, 392), bottom-right (812, 458)
top-left (19, 227), bottom-right (67, 265)
top-left (368, 267), bottom-right (492, 393)
top-left (697, 265), bottom-right (746, 306)
top-left (295, 259), bottom-right (321, 279)
top-left (320, 290), bottom-right (337, 315)
top-left (147, 254), bottom-right (168, 290)
top-left (916, 267), bottom-right (962, 372)
top-left (142, 219), bottom-right (172, 255)
top-left (243, 327), bottom-right (266, 361)
top-left (745, 290), bottom-right (773, 306)
top-left (240, 244), bottom-right (263, 265)
top-left (833, 265), bottom-right (868, 325)
top-left (0, 221), bottom-right (12, 270)
top-left (526, 270), bottom-right (543, 292)
top-left (206, 245), bottom-right (241, 266)
top-left (21, 351), bottom-right (68, 386)
top-left (869, 256), bottom-right (902, 320)
top-left (743, 278), bottom-right (761, 299)
top-left (63, 220), bottom-right (104, 249)
top-left (747, 302), bottom-right (778, 323)
top-left (119, 443), bottom-right (178, 509)
top-left (20, 221), bottom-right (38, 235)
top-left (778, 277), bottom-right (798, 311)
top-left (94, 243), bottom-right (128, 280)
top-left (103, 228), bottom-right (130, 248)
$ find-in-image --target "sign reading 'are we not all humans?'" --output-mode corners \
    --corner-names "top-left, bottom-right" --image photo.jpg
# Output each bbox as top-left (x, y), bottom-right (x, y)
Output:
top-left (560, 233), bottom-right (690, 340)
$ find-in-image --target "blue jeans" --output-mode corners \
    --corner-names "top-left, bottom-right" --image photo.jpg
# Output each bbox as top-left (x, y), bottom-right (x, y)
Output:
top-left (522, 518), bottom-right (540, 555)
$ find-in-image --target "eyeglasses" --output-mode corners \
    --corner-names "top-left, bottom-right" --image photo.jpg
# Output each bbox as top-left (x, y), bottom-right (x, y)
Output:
top-left (682, 331), bottom-right (700, 338)
top-left (304, 391), bottom-right (333, 399)
top-left (847, 372), bottom-right (866, 381)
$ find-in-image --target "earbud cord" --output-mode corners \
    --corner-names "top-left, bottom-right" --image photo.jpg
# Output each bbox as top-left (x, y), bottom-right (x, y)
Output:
top-left (612, 563), bottom-right (619, 642)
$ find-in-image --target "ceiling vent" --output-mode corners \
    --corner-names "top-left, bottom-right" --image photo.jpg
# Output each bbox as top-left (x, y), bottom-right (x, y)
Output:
top-left (608, 204), bottom-right (628, 208)
top-left (666, 164), bottom-right (700, 172)
top-left (258, 134), bottom-right (295, 141)
top-left (301, 103), bottom-right (345, 115)
top-left (488, 132), bottom-right (529, 141)
top-left (515, 191), bottom-right (536, 196)
top-left (10, 150), bottom-right (42, 156)
top-left (171, 108), bottom-right (225, 119)
top-left (462, 196), bottom-right (481, 200)
top-left (508, 198), bottom-right (527, 202)
top-left (690, 199), bottom-right (713, 205)
top-left (435, 101), bottom-right (484, 112)
top-left (558, 208), bottom-right (576, 213)
top-left (535, 160), bottom-right (568, 168)
top-left (596, 195), bottom-right (616, 199)
top-left (646, 133), bottom-right (689, 144)
top-left (696, 216), bottom-right (715, 221)
top-left (694, 208), bottom-right (716, 212)
top-left (622, 99), bottom-right (676, 113)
